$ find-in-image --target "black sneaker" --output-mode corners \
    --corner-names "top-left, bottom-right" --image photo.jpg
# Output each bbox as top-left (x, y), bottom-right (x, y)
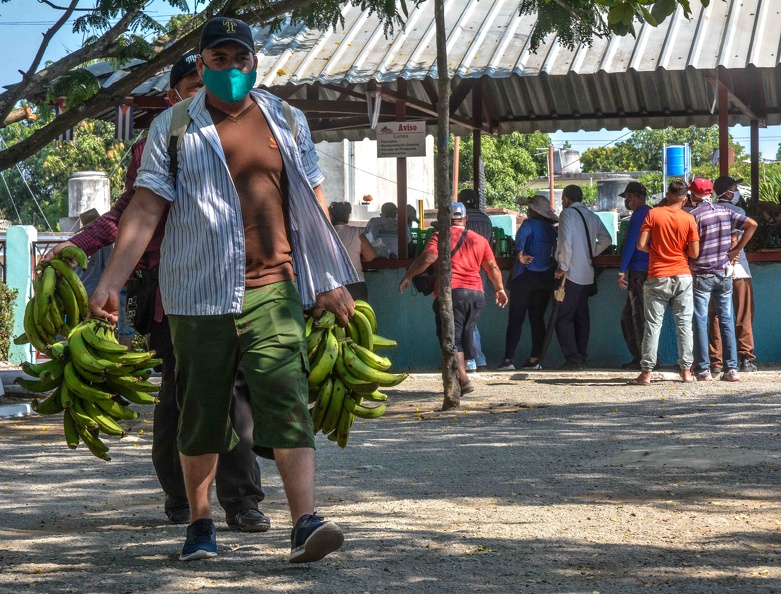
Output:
top-left (289, 513), bottom-right (344, 563)
top-left (740, 359), bottom-right (757, 372)
top-left (558, 359), bottom-right (585, 371)
top-left (165, 498), bottom-right (190, 525)
top-left (179, 518), bottom-right (217, 561)
top-left (521, 359), bottom-right (543, 370)
top-left (226, 509), bottom-right (271, 532)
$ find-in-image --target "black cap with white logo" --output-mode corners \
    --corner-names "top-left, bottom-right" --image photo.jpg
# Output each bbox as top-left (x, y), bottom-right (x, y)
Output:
top-left (169, 51), bottom-right (199, 89)
top-left (200, 17), bottom-right (255, 54)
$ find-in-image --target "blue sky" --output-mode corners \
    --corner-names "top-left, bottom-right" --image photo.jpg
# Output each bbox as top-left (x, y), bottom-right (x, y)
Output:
top-left (1, 1), bottom-right (779, 160)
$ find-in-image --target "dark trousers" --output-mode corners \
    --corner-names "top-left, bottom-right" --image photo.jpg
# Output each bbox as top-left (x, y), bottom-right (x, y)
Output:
top-left (344, 281), bottom-right (368, 302)
top-left (433, 289), bottom-right (484, 358)
top-left (149, 316), bottom-right (264, 518)
top-left (620, 270), bottom-right (648, 363)
top-left (554, 279), bottom-right (590, 364)
top-left (708, 277), bottom-right (755, 367)
top-left (503, 269), bottom-right (554, 361)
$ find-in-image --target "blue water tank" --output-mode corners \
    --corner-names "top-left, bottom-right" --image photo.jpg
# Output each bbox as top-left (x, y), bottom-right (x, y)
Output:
top-left (665, 145), bottom-right (686, 177)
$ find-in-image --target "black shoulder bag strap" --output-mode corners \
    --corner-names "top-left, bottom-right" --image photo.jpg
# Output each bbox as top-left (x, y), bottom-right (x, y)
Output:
top-left (451, 228), bottom-right (469, 258)
top-left (573, 206), bottom-right (594, 265)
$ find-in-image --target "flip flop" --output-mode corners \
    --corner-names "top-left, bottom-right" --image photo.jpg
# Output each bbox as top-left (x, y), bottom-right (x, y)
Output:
top-left (460, 382), bottom-right (475, 395)
top-left (626, 378), bottom-right (651, 386)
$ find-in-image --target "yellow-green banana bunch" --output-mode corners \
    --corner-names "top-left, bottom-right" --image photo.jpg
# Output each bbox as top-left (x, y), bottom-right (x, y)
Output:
top-left (14, 246), bottom-right (90, 356)
top-left (14, 318), bottom-right (161, 461)
top-left (306, 300), bottom-right (405, 448)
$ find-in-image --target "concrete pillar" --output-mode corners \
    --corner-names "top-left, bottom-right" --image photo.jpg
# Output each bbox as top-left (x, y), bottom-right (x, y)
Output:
top-left (6, 225), bottom-right (36, 364)
top-left (68, 171), bottom-right (110, 218)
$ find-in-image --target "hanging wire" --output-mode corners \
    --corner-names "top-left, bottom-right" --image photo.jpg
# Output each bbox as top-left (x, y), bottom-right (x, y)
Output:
top-left (0, 170), bottom-right (22, 224)
top-left (107, 130), bottom-right (145, 181)
top-left (0, 135), bottom-right (53, 231)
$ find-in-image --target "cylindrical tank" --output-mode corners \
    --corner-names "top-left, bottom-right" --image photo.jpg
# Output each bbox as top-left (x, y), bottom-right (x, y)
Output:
top-left (597, 176), bottom-right (634, 215)
top-left (68, 171), bottom-right (110, 218)
top-left (534, 189), bottom-right (564, 215)
top-left (665, 145), bottom-right (686, 177)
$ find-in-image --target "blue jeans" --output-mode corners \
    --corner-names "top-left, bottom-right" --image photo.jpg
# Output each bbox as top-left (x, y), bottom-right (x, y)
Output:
top-left (467, 326), bottom-right (487, 367)
top-left (693, 273), bottom-right (737, 373)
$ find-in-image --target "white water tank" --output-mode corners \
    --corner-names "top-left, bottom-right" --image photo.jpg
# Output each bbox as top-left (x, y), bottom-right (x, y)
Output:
top-left (68, 171), bottom-right (110, 218)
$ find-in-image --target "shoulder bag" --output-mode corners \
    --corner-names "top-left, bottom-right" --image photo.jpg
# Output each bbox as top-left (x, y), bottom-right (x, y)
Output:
top-left (412, 229), bottom-right (469, 296)
top-left (573, 207), bottom-right (599, 297)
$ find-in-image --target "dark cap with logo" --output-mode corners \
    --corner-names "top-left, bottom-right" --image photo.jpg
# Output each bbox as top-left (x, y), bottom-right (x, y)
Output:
top-left (713, 175), bottom-right (742, 197)
top-left (618, 181), bottom-right (647, 198)
top-left (169, 51), bottom-right (199, 89)
top-left (200, 17), bottom-right (255, 54)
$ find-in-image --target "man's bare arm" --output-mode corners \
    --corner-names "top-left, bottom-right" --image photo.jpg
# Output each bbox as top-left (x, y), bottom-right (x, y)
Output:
top-left (636, 229), bottom-right (651, 253)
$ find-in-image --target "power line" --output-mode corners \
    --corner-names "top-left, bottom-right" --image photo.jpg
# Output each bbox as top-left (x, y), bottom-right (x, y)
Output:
top-left (0, 170), bottom-right (22, 224)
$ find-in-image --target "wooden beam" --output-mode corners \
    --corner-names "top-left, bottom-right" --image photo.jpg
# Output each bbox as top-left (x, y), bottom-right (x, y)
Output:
top-left (396, 78), bottom-right (410, 258)
top-left (707, 75), bottom-right (766, 126)
top-left (449, 78), bottom-right (477, 113)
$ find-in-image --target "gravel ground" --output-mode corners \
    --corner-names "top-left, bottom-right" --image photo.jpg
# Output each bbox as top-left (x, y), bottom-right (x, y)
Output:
top-left (1, 367), bottom-right (780, 594)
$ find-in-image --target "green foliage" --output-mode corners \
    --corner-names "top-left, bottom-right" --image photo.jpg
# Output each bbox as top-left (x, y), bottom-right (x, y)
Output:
top-left (0, 108), bottom-right (130, 229)
top-left (454, 132), bottom-right (550, 208)
top-left (47, 69), bottom-right (101, 109)
top-left (776, 144), bottom-right (781, 161)
top-left (760, 166), bottom-right (781, 203)
top-left (278, 0), bottom-right (421, 37)
top-left (517, 0), bottom-right (709, 51)
top-left (0, 282), bottom-right (18, 361)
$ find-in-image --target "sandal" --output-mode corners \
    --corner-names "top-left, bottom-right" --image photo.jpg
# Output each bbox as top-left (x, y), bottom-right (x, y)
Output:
top-left (460, 382), bottom-right (475, 395)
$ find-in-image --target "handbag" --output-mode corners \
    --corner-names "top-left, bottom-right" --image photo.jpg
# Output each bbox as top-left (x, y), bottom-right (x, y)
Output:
top-left (573, 207), bottom-right (599, 297)
top-left (125, 268), bottom-right (158, 335)
top-left (412, 229), bottom-right (469, 296)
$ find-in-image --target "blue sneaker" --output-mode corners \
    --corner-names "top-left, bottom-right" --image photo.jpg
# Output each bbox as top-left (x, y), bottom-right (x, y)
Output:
top-left (465, 359), bottom-right (477, 372)
top-left (289, 513), bottom-right (344, 563)
top-left (179, 518), bottom-right (217, 561)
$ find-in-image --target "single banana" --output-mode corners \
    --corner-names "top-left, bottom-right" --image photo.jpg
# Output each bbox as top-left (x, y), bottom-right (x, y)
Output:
top-left (101, 350), bottom-right (154, 366)
top-left (23, 355), bottom-right (67, 378)
top-left (20, 361), bottom-right (40, 378)
top-left (106, 379), bottom-right (159, 405)
top-left (15, 374), bottom-right (61, 393)
top-left (342, 394), bottom-right (387, 419)
top-left (96, 398), bottom-right (139, 421)
top-left (351, 309), bottom-right (374, 350)
top-left (353, 300), bottom-right (377, 334)
top-left (63, 409), bottom-right (80, 450)
top-left (76, 425), bottom-right (111, 461)
top-left (131, 357), bottom-right (163, 372)
top-left (345, 320), bottom-right (361, 343)
top-left (72, 359), bottom-right (105, 384)
top-left (68, 328), bottom-right (111, 374)
top-left (305, 316), bottom-right (314, 337)
top-left (59, 245), bottom-right (89, 270)
top-left (348, 340), bottom-right (392, 371)
top-left (63, 362), bottom-right (112, 402)
top-left (56, 277), bottom-right (81, 329)
top-left (81, 321), bottom-right (128, 355)
top-left (307, 329), bottom-right (338, 388)
top-left (371, 334), bottom-right (398, 350)
top-left (23, 298), bottom-right (50, 354)
top-left (129, 368), bottom-right (152, 380)
top-left (83, 400), bottom-right (126, 437)
top-left (50, 341), bottom-right (69, 359)
top-left (49, 258), bottom-right (89, 317)
top-left (38, 359), bottom-right (67, 382)
top-left (334, 345), bottom-right (380, 394)
top-left (60, 380), bottom-right (73, 409)
top-left (321, 376), bottom-right (345, 435)
top-left (310, 377), bottom-right (333, 434)
top-left (314, 310), bottom-right (336, 329)
top-left (306, 327), bottom-right (325, 359)
top-left (12, 332), bottom-right (29, 345)
top-left (109, 374), bottom-right (158, 393)
top-left (342, 342), bottom-right (408, 387)
top-left (34, 266), bottom-right (56, 330)
top-left (69, 396), bottom-right (100, 430)
top-left (362, 389), bottom-right (388, 402)
top-left (30, 386), bottom-right (64, 415)
top-left (335, 405), bottom-right (354, 448)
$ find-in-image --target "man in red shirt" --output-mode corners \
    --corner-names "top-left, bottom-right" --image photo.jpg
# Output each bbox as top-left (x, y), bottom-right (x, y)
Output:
top-left (399, 202), bottom-right (508, 393)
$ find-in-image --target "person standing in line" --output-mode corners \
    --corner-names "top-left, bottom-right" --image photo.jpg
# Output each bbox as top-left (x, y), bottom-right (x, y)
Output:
top-left (554, 185), bottom-right (612, 370)
top-left (364, 202), bottom-right (400, 258)
top-left (708, 175), bottom-right (757, 374)
top-left (616, 181), bottom-right (651, 370)
top-left (457, 188), bottom-right (493, 372)
top-left (89, 18), bottom-right (357, 563)
top-left (45, 52), bottom-right (271, 531)
top-left (399, 202), bottom-right (508, 394)
top-left (629, 180), bottom-right (700, 385)
top-left (497, 195), bottom-right (558, 371)
top-left (329, 201), bottom-right (377, 301)
top-left (688, 177), bottom-right (756, 382)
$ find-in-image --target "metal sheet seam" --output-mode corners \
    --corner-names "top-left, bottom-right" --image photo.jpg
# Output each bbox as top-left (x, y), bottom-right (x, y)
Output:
top-left (455, 0), bottom-right (504, 76)
top-left (319, 7), bottom-right (373, 83)
top-left (717, 0), bottom-right (741, 69)
top-left (376, 0), bottom-right (428, 81)
top-left (487, 11), bottom-right (522, 77)
top-left (747, 0), bottom-right (770, 67)
top-left (687, 1), bottom-right (710, 68)
top-left (658, 4), bottom-right (686, 70)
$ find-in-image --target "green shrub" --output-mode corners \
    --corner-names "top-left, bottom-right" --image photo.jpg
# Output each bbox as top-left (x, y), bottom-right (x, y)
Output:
top-left (0, 282), bottom-right (18, 361)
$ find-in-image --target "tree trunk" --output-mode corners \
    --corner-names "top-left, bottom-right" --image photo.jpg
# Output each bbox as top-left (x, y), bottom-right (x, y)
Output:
top-left (433, 0), bottom-right (459, 411)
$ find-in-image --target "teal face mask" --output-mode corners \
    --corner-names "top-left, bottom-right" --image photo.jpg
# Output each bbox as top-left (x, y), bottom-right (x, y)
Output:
top-left (202, 66), bottom-right (257, 103)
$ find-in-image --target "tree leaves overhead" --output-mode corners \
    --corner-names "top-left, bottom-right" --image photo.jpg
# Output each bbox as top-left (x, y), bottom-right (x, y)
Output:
top-left (517, 0), bottom-right (709, 51)
top-left (47, 69), bottom-right (100, 110)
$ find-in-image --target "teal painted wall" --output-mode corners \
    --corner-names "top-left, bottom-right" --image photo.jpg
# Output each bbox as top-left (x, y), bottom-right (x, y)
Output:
top-left (365, 265), bottom-right (780, 371)
top-left (6, 226), bottom-right (36, 364)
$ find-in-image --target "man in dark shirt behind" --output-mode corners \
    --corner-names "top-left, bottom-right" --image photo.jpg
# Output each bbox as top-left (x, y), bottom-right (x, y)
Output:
top-left (458, 189), bottom-right (494, 371)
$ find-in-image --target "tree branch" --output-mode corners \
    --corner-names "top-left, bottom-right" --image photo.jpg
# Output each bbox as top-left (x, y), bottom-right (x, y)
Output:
top-left (0, 0), bottom-right (79, 124)
top-left (37, 0), bottom-right (95, 10)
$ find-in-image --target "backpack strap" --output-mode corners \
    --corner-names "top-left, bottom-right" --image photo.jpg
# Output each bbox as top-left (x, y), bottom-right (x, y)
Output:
top-left (281, 100), bottom-right (298, 146)
top-left (166, 96), bottom-right (195, 180)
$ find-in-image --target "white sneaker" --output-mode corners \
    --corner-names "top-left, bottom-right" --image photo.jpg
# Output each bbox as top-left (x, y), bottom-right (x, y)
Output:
top-left (496, 362), bottom-right (515, 371)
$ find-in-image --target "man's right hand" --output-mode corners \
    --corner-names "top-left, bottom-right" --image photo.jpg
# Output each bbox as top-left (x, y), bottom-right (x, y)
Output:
top-left (42, 240), bottom-right (77, 266)
top-left (89, 284), bottom-right (120, 324)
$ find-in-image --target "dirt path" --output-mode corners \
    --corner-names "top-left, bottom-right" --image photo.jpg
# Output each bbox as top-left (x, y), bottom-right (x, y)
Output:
top-left (1, 368), bottom-right (780, 593)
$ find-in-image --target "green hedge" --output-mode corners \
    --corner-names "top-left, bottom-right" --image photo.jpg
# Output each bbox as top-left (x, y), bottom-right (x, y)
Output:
top-left (0, 282), bottom-right (18, 361)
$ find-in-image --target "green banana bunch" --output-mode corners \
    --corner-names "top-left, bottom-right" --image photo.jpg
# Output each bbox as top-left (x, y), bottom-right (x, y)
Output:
top-left (305, 300), bottom-right (403, 448)
top-left (14, 317), bottom-right (157, 461)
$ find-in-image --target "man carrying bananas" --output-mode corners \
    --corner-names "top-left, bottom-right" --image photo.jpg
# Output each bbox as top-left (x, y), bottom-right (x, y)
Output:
top-left (89, 17), bottom-right (357, 563)
top-left (45, 52), bottom-right (274, 532)
top-left (399, 202), bottom-right (508, 394)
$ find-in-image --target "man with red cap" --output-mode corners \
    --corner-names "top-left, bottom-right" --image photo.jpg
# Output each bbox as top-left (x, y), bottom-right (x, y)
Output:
top-left (688, 177), bottom-right (757, 382)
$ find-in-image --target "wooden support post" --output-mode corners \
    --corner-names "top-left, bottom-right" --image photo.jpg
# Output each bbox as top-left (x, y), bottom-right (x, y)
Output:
top-left (396, 78), bottom-right (409, 257)
top-left (472, 79), bottom-right (482, 207)
top-left (718, 83), bottom-right (729, 177)
top-left (751, 119), bottom-right (760, 211)
top-left (452, 136), bottom-right (460, 200)
top-left (548, 147), bottom-right (555, 210)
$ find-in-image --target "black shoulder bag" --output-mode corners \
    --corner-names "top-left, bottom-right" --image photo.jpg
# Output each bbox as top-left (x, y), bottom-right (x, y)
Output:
top-left (573, 207), bottom-right (599, 297)
top-left (125, 268), bottom-right (158, 335)
top-left (412, 229), bottom-right (469, 296)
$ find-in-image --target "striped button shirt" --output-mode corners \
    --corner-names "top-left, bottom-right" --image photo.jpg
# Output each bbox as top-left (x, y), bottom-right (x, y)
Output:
top-left (135, 87), bottom-right (358, 314)
top-left (690, 201), bottom-right (747, 275)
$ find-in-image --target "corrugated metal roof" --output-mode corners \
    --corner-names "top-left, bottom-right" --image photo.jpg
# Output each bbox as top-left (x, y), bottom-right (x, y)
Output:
top-left (246, 0), bottom-right (780, 142)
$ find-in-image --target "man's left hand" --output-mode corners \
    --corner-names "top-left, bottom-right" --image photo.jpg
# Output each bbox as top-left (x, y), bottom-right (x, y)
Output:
top-left (727, 247), bottom-right (741, 264)
top-left (313, 286), bottom-right (355, 327)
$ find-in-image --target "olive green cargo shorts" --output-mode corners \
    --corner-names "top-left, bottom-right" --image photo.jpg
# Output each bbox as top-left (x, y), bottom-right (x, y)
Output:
top-left (169, 281), bottom-right (314, 457)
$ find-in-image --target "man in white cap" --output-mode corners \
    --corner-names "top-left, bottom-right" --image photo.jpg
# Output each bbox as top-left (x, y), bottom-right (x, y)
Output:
top-left (399, 202), bottom-right (507, 393)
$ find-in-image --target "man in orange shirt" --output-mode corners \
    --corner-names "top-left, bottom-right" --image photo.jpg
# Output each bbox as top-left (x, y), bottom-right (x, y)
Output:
top-left (629, 180), bottom-right (700, 385)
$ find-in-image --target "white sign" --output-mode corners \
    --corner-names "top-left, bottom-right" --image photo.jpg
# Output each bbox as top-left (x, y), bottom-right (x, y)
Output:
top-left (377, 121), bottom-right (427, 158)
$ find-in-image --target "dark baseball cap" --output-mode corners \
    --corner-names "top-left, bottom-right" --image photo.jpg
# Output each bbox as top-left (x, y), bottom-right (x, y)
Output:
top-left (713, 175), bottom-right (742, 197)
top-left (618, 181), bottom-right (647, 197)
top-left (200, 17), bottom-right (255, 54)
top-left (169, 51), bottom-right (199, 89)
